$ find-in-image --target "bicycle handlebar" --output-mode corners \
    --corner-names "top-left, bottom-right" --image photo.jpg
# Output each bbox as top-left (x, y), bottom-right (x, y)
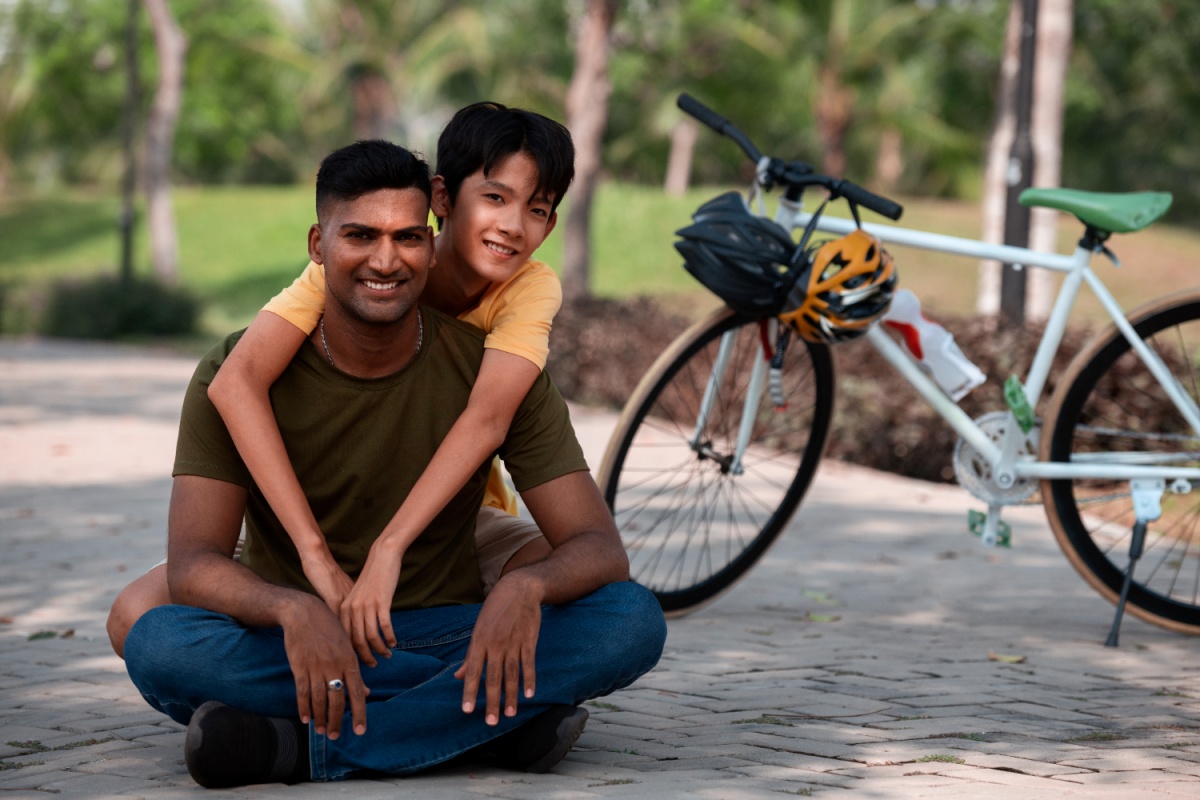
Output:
top-left (829, 179), bottom-right (904, 222)
top-left (677, 93), bottom-right (763, 163)
top-left (676, 93), bottom-right (903, 222)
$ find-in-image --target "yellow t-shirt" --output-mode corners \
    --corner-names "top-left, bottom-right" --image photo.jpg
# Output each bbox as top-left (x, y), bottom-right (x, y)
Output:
top-left (262, 259), bottom-right (562, 514)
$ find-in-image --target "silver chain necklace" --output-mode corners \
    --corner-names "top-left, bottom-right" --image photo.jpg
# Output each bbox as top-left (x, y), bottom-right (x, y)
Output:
top-left (319, 309), bottom-right (422, 368)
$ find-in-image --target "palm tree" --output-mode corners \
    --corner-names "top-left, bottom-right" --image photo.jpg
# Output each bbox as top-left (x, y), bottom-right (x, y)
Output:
top-left (294, 0), bottom-right (491, 152)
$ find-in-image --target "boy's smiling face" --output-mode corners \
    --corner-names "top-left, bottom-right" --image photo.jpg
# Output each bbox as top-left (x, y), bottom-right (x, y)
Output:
top-left (432, 151), bottom-right (558, 290)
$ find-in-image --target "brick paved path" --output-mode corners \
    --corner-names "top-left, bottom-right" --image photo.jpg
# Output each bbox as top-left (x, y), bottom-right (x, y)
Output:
top-left (1, 338), bottom-right (1198, 799)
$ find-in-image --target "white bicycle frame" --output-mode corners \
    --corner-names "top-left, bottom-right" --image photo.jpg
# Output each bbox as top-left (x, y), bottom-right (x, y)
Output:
top-left (690, 194), bottom-right (1200, 489)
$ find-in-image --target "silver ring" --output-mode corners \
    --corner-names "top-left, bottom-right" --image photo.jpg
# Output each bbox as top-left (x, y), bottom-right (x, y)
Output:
top-left (327, 678), bottom-right (344, 692)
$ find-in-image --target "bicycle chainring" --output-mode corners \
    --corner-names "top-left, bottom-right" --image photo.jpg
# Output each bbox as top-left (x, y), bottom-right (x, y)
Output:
top-left (953, 411), bottom-right (1040, 505)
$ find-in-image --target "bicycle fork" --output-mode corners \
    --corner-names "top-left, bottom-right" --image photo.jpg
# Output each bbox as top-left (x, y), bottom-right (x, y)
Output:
top-left (689, 320), bottom-right (776, 476)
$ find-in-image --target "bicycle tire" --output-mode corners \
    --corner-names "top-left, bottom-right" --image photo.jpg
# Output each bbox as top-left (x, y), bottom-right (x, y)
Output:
top-left (1042, 290), bottom-right (1200, 634)
top-left (598, 305), bottom-right (835, 615)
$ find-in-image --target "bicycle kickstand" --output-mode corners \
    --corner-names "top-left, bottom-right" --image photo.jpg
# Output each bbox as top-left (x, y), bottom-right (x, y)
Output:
top-left (1104, 479), bottom-right (1164, 648)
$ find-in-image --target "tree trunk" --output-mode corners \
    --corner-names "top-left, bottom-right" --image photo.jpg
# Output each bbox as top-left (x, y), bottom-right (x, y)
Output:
top-left (143, 0), bottom-right (186, 284)
top-left (663, 116), bottom-right (698, 197)
top-left (815, 64), bottom-right (853, 178)
top-left (561, 0), bottom-right (618, 305)
top-left (874, 127), bottom-right (904, 195)
top-left (351, 67), bottom-right (395, 141)
top-left (1026, 0), bottom-right (1073, 321)
top-left (119, 0), bottom-right (141, 285)
top-left (999, 0), bottom-right (1037, 325)
top-left (977, 1), bottom-right (1021, 316)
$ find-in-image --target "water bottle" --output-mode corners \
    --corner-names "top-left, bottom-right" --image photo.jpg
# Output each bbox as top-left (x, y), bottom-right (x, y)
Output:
top-left (881, 289), bottom-right (985, 401)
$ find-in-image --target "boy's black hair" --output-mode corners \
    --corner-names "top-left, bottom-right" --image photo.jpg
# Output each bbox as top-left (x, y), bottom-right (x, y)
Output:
top-left (435, 102), bottom-right (575, 226)
top-left (315, 140), bottom-right (432, 223)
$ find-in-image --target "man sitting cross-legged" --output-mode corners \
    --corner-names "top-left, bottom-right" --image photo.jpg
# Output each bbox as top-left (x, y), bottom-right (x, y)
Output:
top-left (121, 140), bottom-right (666, 787)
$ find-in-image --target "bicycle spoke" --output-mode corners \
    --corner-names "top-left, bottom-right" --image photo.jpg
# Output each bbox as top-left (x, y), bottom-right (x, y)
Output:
top-left (602, 308), bottom-right (831, 610)
top-left (1045, 296), bottom-right (1200, 632)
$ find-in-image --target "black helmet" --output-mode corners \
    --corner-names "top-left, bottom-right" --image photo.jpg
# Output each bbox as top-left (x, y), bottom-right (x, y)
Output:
top-left (674, 192), bottom-right (800, 317)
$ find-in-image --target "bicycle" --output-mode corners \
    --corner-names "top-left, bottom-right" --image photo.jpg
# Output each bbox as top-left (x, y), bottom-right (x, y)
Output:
top-left (597, 93), bottom-right (1200, 643)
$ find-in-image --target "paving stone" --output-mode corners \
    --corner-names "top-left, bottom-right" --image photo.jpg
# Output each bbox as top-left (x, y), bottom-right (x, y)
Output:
top-left (722, 771), bottom-right (856, 794)
top-left (1063, 768), bottom-right (1200, 785)
top-left (3, 339), bottom-right (1200, 798)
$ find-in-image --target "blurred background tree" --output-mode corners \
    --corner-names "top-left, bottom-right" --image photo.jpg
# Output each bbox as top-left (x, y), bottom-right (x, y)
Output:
top-left (0, 0), bottom-right (1197, 336)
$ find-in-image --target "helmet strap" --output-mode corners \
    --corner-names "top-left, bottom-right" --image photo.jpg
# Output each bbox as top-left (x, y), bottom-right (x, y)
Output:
top-left (790, 199), bottom-right (828, 269)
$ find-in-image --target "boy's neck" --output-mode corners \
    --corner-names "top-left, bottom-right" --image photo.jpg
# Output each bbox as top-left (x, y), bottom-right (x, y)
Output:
top-left (427, 233), bottom-right (493, 318)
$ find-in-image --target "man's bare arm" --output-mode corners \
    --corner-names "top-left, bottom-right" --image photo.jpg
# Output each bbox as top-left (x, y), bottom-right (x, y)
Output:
top-left (504, 471), bottom-right (630, 602)
top-left (166, 475), bottom-right (367, 738)
top-left (455, 471), bottom-right (630, 724)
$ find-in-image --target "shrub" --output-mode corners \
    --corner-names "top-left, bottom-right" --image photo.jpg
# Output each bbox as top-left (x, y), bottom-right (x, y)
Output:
top-left (40, 274), bottom-right (200, 339)
top-left (548, 296), bottom-right (1110, 484)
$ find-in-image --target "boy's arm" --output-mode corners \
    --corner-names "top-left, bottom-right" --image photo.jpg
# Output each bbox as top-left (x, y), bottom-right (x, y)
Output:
top-left (207, 310), bottom-right (354, 612)
top-left (167, 474), bottom-right (367, 739)
top-left (341, 348), bottom-right (541, 663)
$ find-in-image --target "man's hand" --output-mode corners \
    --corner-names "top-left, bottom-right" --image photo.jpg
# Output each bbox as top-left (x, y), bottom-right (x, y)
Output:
top-left (280, 594), bottom-right (368, 739)
top-left (339, 542), bottom-right (404, 666)
top-left (299, 548), bottom-right (355, 616)
top-left (454, 575), bottom-right (542, 725)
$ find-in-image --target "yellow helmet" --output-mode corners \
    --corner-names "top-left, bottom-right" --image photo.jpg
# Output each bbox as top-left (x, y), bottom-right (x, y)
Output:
top-left (778, 229), bottom-right (897, 344)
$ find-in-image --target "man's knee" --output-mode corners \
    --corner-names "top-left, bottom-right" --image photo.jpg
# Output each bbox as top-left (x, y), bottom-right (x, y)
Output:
top-left (596, 581), bottom-right (667, 659)
top-left (107, 565), bottom-right (170, 659)
top-left (572, 582), bottom-right (667, 685)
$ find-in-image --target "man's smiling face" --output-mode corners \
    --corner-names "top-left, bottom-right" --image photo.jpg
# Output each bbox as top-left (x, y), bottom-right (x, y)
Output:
top-left (309, 187), bottom-right (434, 326)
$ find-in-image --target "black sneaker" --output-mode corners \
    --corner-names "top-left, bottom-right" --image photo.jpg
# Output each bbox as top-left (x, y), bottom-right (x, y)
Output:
top-left (184, 701), bottom-right (307, 788)
top-left (492, 704), bottom-right (589, 773)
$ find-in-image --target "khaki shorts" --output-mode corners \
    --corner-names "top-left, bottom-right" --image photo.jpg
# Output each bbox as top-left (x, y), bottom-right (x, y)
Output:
top-left (474, 505), bottom-right (545, 594)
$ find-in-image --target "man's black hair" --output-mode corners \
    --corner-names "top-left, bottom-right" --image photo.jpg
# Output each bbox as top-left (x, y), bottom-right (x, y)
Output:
top-left (315, 140), bottom-right (432, 223)
top-left (435, 102), bottom-right (575, 227)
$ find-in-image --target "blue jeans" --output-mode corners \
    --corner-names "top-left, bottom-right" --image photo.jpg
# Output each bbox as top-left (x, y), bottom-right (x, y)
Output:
top-left (123, 582), bottom-right (666, 780)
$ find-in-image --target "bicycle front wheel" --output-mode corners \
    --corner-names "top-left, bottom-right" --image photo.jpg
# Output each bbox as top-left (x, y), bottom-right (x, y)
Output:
top-left (598, 306), bottom-right (835, 614)
top-left (1042, 291), bottom-right (1200, 634)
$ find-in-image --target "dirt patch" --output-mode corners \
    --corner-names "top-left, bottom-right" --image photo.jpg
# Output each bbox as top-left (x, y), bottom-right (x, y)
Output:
top-left (549, 297), bottom-right (1111, 484)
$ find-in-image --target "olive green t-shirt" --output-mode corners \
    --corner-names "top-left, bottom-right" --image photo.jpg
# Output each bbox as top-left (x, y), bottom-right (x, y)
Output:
top-left (172, 306), bottom-right (589, 610)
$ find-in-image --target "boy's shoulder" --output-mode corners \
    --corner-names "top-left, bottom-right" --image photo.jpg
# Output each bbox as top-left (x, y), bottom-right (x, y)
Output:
top-left (504, 258), bottom-right (558, 289)
top-left (487, 258), bottom-right (560, 304)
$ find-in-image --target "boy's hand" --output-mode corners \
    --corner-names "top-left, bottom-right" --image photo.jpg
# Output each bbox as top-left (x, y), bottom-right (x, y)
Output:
top-left (300, 549), bottom-right (355, 616)
top-left (339, 543), bottom-right (403, 666)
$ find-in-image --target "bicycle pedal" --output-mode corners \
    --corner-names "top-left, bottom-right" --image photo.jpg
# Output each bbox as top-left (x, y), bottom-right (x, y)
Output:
top-left (967, 509), bottom-right (1012, 548)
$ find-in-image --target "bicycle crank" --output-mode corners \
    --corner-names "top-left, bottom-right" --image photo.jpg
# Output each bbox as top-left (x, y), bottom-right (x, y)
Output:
top-left (953, 410), bottom-right (1040, 506)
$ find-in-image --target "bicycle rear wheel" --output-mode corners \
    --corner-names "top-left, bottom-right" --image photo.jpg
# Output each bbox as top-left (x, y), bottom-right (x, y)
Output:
top-left (1042, 291), bottom-right (1200, 634)
top-left (598, 305), bottom-right (834, 614)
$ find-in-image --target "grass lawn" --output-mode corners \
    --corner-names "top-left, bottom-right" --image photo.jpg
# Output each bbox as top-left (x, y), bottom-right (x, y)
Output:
top-left (3, 181), bottom-right (1199, 342)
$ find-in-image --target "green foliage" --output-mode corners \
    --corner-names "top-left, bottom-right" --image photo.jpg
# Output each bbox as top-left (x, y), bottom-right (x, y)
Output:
top-left (1064, 1), bottom-right (1200, 221)
top-left (3, 0), bottom-right (1198, 229)
top-left (40, 274), bottom-right (199, 339)
top-left (0, 0), bottom-right (303, 186)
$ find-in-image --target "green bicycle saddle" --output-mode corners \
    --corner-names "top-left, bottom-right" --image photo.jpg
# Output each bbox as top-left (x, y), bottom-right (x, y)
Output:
top-left (1019, 188), bottom-right (1173, 234)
